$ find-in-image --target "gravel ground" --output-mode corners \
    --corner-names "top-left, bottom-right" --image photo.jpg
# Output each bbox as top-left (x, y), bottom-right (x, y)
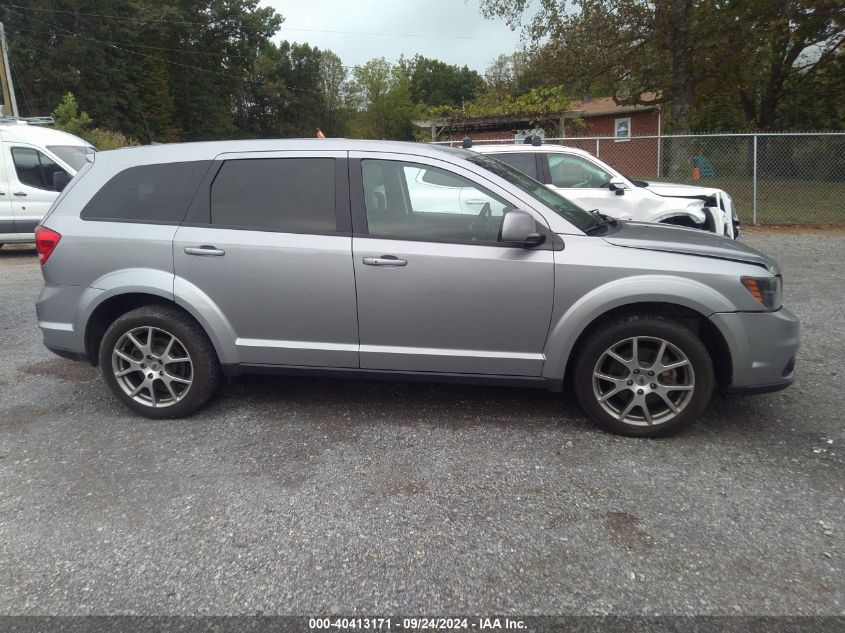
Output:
top-left (0, 228), bottom-right (842, 616)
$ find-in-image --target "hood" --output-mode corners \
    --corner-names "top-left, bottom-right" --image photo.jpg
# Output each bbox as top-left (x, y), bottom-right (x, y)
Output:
top-left (601, 221), bottom-right (778, 271)
top-left (644, 181), bottom-right (720, 199)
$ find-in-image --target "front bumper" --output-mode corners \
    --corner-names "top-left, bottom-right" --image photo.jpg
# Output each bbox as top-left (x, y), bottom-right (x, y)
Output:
top-left (709, 307), bottom-right (800, 394)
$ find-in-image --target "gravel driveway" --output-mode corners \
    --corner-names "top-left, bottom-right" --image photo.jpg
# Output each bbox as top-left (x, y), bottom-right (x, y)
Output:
top-left (0, 228), bottom-right (842, 616)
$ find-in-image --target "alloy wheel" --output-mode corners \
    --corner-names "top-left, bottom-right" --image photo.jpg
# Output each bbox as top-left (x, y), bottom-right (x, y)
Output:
top-left (111, 326), bottom-right (193, 408)
top-left (592, 336), bottom-right (695, 426)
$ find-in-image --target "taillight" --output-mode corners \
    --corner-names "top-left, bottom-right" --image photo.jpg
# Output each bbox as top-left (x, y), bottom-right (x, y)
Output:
top-left (34, 226), bottom-right (62, 265)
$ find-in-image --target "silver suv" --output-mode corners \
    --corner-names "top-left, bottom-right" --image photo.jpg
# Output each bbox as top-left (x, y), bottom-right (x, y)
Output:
top-left (35, 140), bottom-right (799, 437)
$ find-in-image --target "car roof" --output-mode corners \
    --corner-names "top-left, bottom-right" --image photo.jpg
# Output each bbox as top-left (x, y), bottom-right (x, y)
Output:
top-left (91, 138), bottom-right (477, 166)
top-left (471, 143), bottom-right (594, 158)
top-left (0, 123), bottom-right (93, 147)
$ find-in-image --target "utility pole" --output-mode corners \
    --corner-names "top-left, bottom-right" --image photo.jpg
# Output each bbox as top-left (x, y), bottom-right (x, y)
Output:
top-left (0, 22), bottom-right (20, 117)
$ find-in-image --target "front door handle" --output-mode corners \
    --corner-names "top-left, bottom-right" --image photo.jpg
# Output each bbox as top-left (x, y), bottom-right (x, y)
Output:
top-left (362, 255), bottom-right (407, 267)
top-left (13, 192), bottom-right (27, 197)
top-left (184, 245), bottom-right (225, 257)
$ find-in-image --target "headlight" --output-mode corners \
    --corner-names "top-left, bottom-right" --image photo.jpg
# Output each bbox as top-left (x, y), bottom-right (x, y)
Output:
top-left (741, 276), bottom-right (782, 310)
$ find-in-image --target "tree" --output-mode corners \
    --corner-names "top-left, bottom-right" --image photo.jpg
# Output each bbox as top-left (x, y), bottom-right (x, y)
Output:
top-left (479, 0), bottom-right (845, 132)
top-left (318, 50), bottom-right (349, 136)
top-left (408, 55), bottom-right (484, 108)
top-left (1, 0), bottom-right (283, 140)
top-left (484, 52), bottom-right (533, 95)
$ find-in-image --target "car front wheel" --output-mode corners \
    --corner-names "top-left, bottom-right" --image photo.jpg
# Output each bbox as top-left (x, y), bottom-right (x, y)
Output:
top-left (574, 317), bottom-right (714, 437)
top-left (99, 305), bottom-right (222, 418)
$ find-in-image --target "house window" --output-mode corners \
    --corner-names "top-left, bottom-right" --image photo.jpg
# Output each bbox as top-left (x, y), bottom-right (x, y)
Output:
top-left (614, 117), bottom-right (631, 142)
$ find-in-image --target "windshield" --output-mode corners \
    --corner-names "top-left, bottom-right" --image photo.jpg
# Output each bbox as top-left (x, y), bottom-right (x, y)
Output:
top-left (47, 145), bottom-right (95, 172)
top-left (466, 153), bottom-right (596, 232)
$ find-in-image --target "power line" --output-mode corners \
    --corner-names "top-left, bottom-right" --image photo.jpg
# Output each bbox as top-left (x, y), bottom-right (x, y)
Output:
top-left (1, 3), bottom-right (264, 29)
top-left (3, 3), bottom-right (521, 40)
top-left (3, 25), bottom-right (328, 99)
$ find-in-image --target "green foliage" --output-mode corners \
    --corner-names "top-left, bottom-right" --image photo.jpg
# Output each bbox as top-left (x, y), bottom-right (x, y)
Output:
top-left (50, 93), bottom-right (92, 137)
top-left (479, 0), bottom-right (845, 132)
top-left (408, 56), bottom-right (484, 108)
top-left (85, 128), bottom-right (139, 150)
top-left (424, 85), bottom-right (572, 127)
top-left (346, 57), bottom-right (416, 140)
top-left (50, 93), bottom-right (137, 149)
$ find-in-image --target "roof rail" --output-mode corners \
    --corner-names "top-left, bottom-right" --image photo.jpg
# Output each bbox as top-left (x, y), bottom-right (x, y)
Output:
top-left (0, 116), bottom-right (55, 126)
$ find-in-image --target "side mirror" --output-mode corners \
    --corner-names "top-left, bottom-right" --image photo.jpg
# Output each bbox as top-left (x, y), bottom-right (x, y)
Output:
top-left (499, 209), bottom-right (546, 248)
top-left (608, 178), bottom-right (628, 196)
top-left (52, 171), bottom-right (70, 192)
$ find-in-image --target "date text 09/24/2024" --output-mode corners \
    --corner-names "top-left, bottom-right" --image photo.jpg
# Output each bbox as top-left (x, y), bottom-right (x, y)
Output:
top-left (309, 617), bottom-right (527, 630)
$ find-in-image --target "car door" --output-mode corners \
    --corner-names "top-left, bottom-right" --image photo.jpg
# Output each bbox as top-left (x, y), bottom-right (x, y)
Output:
top-left (3, 143), bottom-right (68, 237)
top-left (350, 152), bottom-right (555, 376)
top-left (172, 151), bottom-right (359, 368)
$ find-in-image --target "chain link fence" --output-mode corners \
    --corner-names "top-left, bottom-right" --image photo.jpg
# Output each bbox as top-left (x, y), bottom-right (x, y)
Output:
top-left (440, 133), bottom-right (845, 225)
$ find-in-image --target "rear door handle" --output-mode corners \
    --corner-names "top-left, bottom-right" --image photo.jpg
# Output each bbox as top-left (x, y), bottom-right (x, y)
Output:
top-left (13, 192), bottom-right (27, 197)
top-left (184, 245), bottom-right (225, 257)
top-left (362, 255), bottom-right (407, 267)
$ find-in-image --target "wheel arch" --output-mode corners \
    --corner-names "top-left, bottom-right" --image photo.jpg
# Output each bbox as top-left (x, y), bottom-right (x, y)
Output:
top-left (559, 301), bottom-right (732, 391)
top-left (84, 293), bottom-right (193, 366)
top-left (543, 276), bottom-right (736, 388)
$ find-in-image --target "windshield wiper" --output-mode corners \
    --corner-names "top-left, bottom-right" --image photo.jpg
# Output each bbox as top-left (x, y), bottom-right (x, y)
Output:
top-left (585, 209), bottom-right (618, 234)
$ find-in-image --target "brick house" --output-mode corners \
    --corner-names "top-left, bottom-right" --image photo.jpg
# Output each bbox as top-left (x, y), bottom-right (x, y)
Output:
top-left (414, 94), bottom-right (665, 176)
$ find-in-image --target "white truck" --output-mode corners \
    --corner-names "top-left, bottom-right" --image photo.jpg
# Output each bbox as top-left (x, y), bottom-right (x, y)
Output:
top-left (470, 140), bottom-right (740, 238)
top-left (0, 120), bottom-right (94, 246)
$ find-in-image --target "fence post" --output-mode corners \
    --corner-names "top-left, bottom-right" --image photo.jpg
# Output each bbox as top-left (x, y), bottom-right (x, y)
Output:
top-left (596, 138), bottom-right (600, 158)
top-left (752, 134), bottom-right (758, 224)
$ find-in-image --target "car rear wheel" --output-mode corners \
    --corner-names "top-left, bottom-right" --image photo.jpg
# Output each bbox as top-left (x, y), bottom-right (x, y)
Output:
top-left (574, 317), bottom-right (714, 437)
top-left (99, 305), bottom-right (222, 418)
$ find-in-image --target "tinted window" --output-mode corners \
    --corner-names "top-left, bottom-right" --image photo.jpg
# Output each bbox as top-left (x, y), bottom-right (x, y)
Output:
top-left (546, 154), bottom-right (612, 188)
top-left (211, 158), bottom-right (336, 233)
top-left (488, 152), bottom-right (538, 180)
top-left (81, 161), bottom-right (210, 223)
top-left (362, 159), bottom-right (533, 244)
top-left (11, 147), bottom-right (69, 191)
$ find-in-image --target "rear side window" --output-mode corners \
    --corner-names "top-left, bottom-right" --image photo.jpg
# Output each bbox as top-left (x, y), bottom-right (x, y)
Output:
top-left (81, 161), bottom-right (210, 223)
top-left (489, 152), bottom-right (538, 180)
top-left (210, 158), bottom-right (336, 233)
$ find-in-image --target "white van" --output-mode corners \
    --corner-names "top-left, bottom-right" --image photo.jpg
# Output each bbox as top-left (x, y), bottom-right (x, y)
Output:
top-left (0, 122), bottom-right (94, 246)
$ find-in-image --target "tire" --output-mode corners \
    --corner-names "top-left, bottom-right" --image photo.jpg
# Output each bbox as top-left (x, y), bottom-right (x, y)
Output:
top-left (98, 305), bottom-right (223, 419)
top-left (573, 316), bottom-right (714, 438)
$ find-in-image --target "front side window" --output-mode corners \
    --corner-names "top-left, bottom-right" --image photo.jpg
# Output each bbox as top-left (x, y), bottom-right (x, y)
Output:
top-left (211, 158), bottom-right (336, 233)
top-left (488, 152), bottom-right (538, 180)
top-left (463, 152), bottom-right (596, 232)
top-left (546, 154), bottom-right (612, 189)
top-left (11, 147), bottom-right (69, 191)
top-left (362, 159), bottom-right (520, 243)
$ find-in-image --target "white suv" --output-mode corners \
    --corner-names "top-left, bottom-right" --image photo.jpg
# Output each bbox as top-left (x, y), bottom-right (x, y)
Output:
top-left (471, 140), bottom-right (740, 238)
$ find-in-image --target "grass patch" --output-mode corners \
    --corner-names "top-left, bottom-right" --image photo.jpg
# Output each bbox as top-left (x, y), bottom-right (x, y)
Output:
top-left (643, 177), bottom-right (845, 224)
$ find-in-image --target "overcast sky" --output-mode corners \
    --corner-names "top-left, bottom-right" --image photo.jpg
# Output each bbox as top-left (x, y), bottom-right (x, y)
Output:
top-left (259, 0), bottom-right (530, 74)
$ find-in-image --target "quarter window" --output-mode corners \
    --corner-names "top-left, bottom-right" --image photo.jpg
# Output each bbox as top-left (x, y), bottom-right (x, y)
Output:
top-left (362, 159), bottom-right (532, 244)
top-left (11, 147), bottom-right (69, 191)
top-left (546, 154), bottom-right (612, 188)
top-left (211, 158), bottom-right (336, 233)
top-left (81, 161), bottom-right (210, 223)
